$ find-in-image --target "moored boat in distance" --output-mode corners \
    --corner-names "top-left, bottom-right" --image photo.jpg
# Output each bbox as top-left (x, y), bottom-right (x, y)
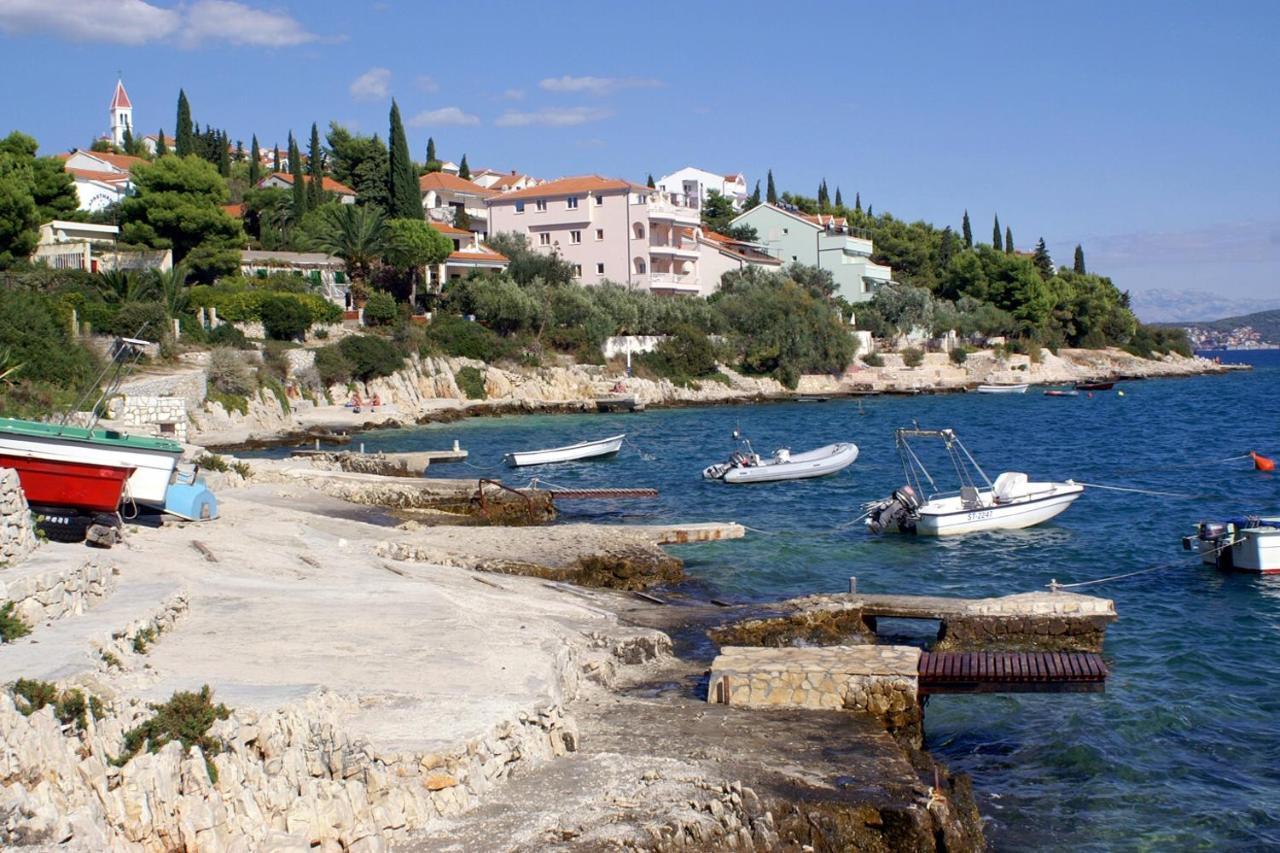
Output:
top-left (703, 442), bottom-right (858, 484)
top-left (975, 383), bottom-right (1029, 394)
top-left (1184, 516), bottom-right (1280, 573)
top-left (864, 427), bottom-right (1083, 535)
top-left (504, 434), bottom-right (625, 467)
top-left (1043, 389), bottom-right (1080, 397)
top-left (1075, 381), bottom-right (1115, 391)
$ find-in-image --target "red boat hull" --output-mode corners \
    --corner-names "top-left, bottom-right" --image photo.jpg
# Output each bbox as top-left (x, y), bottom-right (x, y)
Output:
top-left (0, 454), bottom-right (133, 512)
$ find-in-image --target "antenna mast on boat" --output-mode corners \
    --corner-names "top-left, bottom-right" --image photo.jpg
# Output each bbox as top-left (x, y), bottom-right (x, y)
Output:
top-left (58, 327), bottom-right (154, 432)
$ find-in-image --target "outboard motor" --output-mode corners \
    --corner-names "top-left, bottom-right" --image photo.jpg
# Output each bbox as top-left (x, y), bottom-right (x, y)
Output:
top-left (1184, 520), bottom-right (1235, 570)
top-left (864, 485), bottom-right (920, 534)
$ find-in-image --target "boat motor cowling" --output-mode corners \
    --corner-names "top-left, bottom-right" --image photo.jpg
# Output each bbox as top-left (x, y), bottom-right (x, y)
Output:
top-left (865, 485), bottom-right (921, 534)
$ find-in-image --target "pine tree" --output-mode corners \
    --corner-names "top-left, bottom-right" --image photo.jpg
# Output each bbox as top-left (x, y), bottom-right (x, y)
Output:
top-left (855, 192), bottom-right (862, 213)
top-left (458, 154), bottom-right (470, 180)
top-left (155, 128), bottom-right (168, 157)
top-left (1073, 244), bottom-right (1086, 274)
top-left (288, 132), bottom-right (308, 221)
top-left (748, 180), bottom-right (761, 208)
top-left (175, 89), bottom-right (193, 157)
top-left (835, 187), bottom-right (843, 208)
top-left (273, 145), bottom-right (281, 173)
top-left (307, 122), bottom-right (325, 209)
top-left (992, 214), bottom-right (1002, 251)
top-left (961, 210), bottom-right (972, 247)
top-left (646, 174), bottom-right (655, 188)
top-left (249, 135), bottom-right (261, 185)
top-left (387, 99), bottom-right (422, 219)
top-left (939, 226), bottom-right (955, 268)
top-left (1032, 237), bottom-right (1053, 279)
top-left (1005, 226), bottom-right (1013, 254)
top-left (766, 170), bottom-right (777, 205)
top-left (426, 136), bottom-right (437, 164)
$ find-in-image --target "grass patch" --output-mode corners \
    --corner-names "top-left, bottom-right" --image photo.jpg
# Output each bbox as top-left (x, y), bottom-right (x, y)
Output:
top-left (115, 685), bottom-right (231, 782)
top-left (206, 386), bottom-right (249, 416)
top-left (260, 375), bottom-right (291, 415)
top-left (101, 650), bottom-right (122, 669)
top-left (0, 602), bottom-right (31, 643)
top-left (701, 372), bottom-right (733, 387)
top-left (454, 365), bottom-right (487, 400)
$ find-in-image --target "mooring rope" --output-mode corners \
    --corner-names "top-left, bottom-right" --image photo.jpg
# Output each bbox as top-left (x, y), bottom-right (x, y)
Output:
top-left (1047, 542), bottom-right (1227, 590)
top-left (623, 436), bottom-right (656, 461)
top-left (1073, 481), bottom-right (1195, 499)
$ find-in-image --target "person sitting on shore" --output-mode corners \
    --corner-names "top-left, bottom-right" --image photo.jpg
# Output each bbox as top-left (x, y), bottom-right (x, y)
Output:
top-left (371, 393), bottom-right (382, 412)
top-left (350, 392), bottom-right (363, 414)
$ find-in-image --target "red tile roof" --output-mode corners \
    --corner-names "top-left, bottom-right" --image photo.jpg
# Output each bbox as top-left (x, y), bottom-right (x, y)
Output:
top-left (447, 248), bottom-right (508, 265)
top-left (263, 172), bottom-right (356, 196)
top-left (66, 167), bottom-right (132, 184)
top-left (418, 172), bottom-right (498, 196)
top-left (430, 223), bottom-right (472, 236)
top-left (60, 150), bottom-right (146, 173)
top-left (487, 175), bottom-right (646, 203)
top-left (222, 203), bottom-right (245, 218)
top-left (702, 230), bottom-right (781, 265)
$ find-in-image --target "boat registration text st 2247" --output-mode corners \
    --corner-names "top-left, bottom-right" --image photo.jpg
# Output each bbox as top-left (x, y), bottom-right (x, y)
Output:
top-left (966, 510), bottom-right (994, 522)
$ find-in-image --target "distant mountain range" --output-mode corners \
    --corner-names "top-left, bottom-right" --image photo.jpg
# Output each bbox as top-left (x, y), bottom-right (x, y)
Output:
top-left (1128, 289), bottom-right (1280, 324)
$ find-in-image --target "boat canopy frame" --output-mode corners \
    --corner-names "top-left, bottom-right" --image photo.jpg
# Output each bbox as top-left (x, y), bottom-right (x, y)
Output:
top-left (895, 426), bottom-right (995, 502)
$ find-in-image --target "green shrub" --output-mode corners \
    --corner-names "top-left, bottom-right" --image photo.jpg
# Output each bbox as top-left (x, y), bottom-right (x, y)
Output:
top-left (116, 685), bottom-right (231, 779)
top-left (131, 626), bottom-right (158, 654)
top-left (0, 602), bottom-right (31, 643)
top-left (337, 334), bottom-right (403, 382)
top-left (207, 324), bottom-right (250, 348)
top-left (902, 347), bottom-right (924, 367)
top-left (11, 679), bottom-right (98, 731)
top-left (424, 316), bottom-right (517, 361)
top-left (196, 453), bottom-right (229, 472)
top-left (260, 294), bottom-right (312, 341)
top-left (638, 324), bottom-right (720, 386)
top-left (314, 344), bottom-right (354, 387)
top-left (949, 347), bottom-right (969, 365)
top-left (207, 347), bottom-right (256, 396)
top-left (862, 353), bottom-right (884, 367)
top-left (454, 365), bottom-right (487, 399)
top-left (109, 301), bottom-right (171, 340)
top-left (0, 291), bottom-right (97, 390)
top-left (362, 291), bottom-right (397, 327)
top-left (206, 387), bottom-right (249, 416)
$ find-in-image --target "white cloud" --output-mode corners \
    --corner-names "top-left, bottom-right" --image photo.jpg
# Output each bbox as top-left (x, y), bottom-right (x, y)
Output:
top-left (182, 0), bottom-right (319, 47)
top-left (494, 107), bottom-right (612, 128)
top-left (408, 107), bottom-right (481, 127)
top-left (538, 75), bottom-right (661, 96)
top-left (415, 75), bottom-right (440, 93)
top-left (349, 67), bottom-right (391, 101)
top-left (0, 0), bottom-right (179, 44)
top-left (502, 88), bottom-right (525, 101)
top-left (0, 0), bottom-right (320, 47)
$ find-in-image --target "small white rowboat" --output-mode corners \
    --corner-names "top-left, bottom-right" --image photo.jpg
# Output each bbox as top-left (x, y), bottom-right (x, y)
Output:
top-left (703, 442), bottom-right (858, 484)
top-left (503, 434), bottom-right (625, 467)
top-left (975, 383), bottom-right (1029, 394)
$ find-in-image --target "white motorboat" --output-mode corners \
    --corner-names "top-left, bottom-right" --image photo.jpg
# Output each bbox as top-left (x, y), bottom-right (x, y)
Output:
top-left (703, 441), bottom-right (858, 484)
top-left (975, 383), bottom-right (1029, 394)
top-left (864, 427), bottom-right (1083, 535)
top-left (503, 434), bottom-right (625, 467)
top-left (1183, 516), bottom-right (1280, 574)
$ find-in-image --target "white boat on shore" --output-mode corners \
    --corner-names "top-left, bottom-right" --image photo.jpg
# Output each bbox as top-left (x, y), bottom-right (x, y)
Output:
top-left (1183, 516), bottom-right (1280, 574)
top-left (975, 383), bottom-right (1029, 394)
top-left (703, 442), bottom-right (858, 484)
top-left (864, 427), bottom-right (1083, 535)
top-left (503, 434), bottom-right (625, 467)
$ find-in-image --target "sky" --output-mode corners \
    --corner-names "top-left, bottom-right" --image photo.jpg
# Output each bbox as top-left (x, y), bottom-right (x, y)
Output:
top-left (1, 0), bottom-right (1277, 298)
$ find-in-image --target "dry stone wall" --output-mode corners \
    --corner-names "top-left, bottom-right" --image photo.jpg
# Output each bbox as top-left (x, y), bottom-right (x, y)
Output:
top-left (0, 560), bottom-right (116, 629)
top-left (106, 397), bottom-right (189, 443)
top-left (0, 470), bottom-right (37, 567)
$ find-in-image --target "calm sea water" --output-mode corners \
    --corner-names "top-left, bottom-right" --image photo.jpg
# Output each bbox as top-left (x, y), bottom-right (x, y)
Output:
top-left (252, 354), bottom-right (1280, 850)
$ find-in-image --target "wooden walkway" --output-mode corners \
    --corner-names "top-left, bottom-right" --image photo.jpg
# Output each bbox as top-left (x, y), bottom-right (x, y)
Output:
top-left (918, 651), bottom-right (1109, 694)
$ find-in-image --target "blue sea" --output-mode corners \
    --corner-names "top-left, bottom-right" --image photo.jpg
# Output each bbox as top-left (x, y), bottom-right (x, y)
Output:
top-left (252, 355), bottom-right (1280, 850)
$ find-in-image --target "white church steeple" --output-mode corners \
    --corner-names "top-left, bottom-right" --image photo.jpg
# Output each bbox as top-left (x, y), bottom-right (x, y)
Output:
top-left (109, 79), bottom-right (133, 148)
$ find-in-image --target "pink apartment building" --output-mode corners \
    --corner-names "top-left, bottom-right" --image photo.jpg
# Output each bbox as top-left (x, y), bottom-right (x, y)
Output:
top-left (485, 175), bottom-right (704, 295)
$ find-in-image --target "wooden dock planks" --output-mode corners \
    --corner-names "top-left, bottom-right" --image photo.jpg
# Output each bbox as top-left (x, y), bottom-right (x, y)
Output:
top-left (918, 651), bottom-right (1109, 694)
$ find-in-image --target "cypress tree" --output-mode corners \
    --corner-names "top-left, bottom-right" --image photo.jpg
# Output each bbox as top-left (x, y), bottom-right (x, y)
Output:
top-left (426, 136), bottom-right (437, 163)
top-left (992, 214), bottom-right (1002, 251)
top-left (766, 170), bottom-right (777, 204)
top-left (748, 180), bottom-right (761, 208)
top-left (249, 135), bottom-right (261, 185)
top-left (1073, 244), bottom-right (1086, 274)
top-left (834, 187), bottom-right (843, 208)
top-left (1032, 237), bottom-right (1053, 279)
top-left (866, 204), bottom-right (873, 217)
top-left (458, 154), bottom-right (470, 180)
top-left (273, 145), bottom-right (281, 173)
top-left (288, 132), bottom-right (307, 221)
top-left (218, 133), bottom-right (230, 177)
top-left (855, 192), bottom-right (862, 213)
top-left (818, 179), bottom-right (828, 209)
top-left (387, 99), bottom-right (422, 219)
top-left (939, 226), bottom-right (955, 268)
top-left (155, 128), bottom-right (168, 157)
top-left (121, 126), bottom-right (134, 155)
top-left (1005, 226), bottom-right (1013, 254)
top-left (646, 174), bottom-right (655, 188)
top-left (307, 122), bottom-right (325, 209)
top-left (175, 89), bottom-right (193, 157)
top-left (961, 210), bottom-right (972, 247)
top-left (234, 139), bottom-right (244, 162)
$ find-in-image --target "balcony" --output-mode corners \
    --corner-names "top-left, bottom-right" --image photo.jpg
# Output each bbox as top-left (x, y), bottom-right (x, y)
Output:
top-left (648, 237), bottom-right (700, 259)
top-left (647, 192), bottom-right (701, 224)
top-left (646, 273), bottom-right (702, 294)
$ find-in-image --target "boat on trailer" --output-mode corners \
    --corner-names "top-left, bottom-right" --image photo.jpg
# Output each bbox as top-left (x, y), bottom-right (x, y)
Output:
top-left (1183, 516), bottom-right (1280, 574)
top-left (975, 383), bottom-right (1029, 394)
top-left (503, 434), bottom-right (625, 467)
top-left (864, 427), bottom-right (1084, 535)
top-left (703, 441), bottom-right (858, 484)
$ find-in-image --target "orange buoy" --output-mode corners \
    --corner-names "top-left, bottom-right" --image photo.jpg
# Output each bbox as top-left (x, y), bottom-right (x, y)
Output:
top-left (1253, 451), bottom-right (1276, 472)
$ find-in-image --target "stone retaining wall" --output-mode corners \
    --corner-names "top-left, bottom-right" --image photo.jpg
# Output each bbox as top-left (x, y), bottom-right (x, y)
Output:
top-left (115, 370), bottom-right (207, 409)
top-left (107, 396), bottom-right (189, 443)
top-left (709, 645), bottom-right (923, 745)
top-left (0, 560), bottom-right (115, 628)
top-left (0, 469), bottom-right (37, 567)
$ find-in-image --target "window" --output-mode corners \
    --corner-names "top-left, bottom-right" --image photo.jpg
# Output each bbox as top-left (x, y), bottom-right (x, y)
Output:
top-left (596, 263), bottom-right (605, 275)
top-left (570, 230), bottom-right (581, 244)
top-left (783, 227), bottom-right (789, 234)
top-left (567, 197), bottom-right (579, 209)
top-left (535, 199), bottom-right (547, 211)
top-left (539, 232), bottom-right (551, 246)
top-left (595, 229), bottom-right (604, 241)
top-left (594, 195), bottom-right (603, 206)
top-left (515, 200), bottom-right (525, 213)
top-left (572, 264), bottom-right (582, 277)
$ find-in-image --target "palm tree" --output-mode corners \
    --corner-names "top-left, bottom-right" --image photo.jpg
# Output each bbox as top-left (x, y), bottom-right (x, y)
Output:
top-left (151, 263), bottom-right (190, 318)
top-left (96, 269), bottom-right (158, 304)
top-left (310, 204), bottom-right (389, 290)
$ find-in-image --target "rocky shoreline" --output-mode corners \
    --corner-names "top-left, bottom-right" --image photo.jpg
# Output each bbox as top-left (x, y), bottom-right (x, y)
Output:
top-left (189, 346), bottom-right (1242, 451)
